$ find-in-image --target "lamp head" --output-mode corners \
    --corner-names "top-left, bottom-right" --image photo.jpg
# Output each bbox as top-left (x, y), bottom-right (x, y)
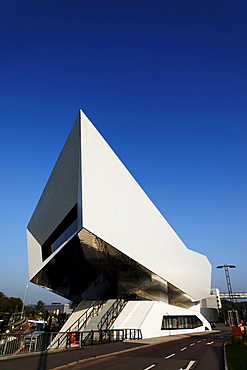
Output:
top-left (217, 264), bottom-right (236, 269)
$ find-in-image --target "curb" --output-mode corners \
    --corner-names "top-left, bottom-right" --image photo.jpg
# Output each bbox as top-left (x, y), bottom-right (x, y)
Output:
top-left (223, 343), bottom-right (228, 370)
top-left (51, 343), bottom-right (152, 370)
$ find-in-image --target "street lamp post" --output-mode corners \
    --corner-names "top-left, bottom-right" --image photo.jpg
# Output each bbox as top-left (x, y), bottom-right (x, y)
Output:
top-left (217, 264), bottom-right (236, 302)
top-left (21, 283), bottom-right (29, 319)
top-left (217, 264), bottom-right (238, 326)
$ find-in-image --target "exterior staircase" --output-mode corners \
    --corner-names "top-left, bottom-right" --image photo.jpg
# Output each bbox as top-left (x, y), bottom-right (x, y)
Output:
top-left (83, 299), bottom-right (116, 331)
top-left (48, 299), bottom-right (127, 349)
top-left (48, 300), bottom-right (105, 349)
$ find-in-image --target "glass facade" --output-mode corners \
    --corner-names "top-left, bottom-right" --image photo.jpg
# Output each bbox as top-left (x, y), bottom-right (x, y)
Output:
top-left (32, 228), bottom-right (164, 304)
top-left (32, 227), bottom-right (195, 307)
top-left (31, 225), bottom-right (196, 308)
top-left (41, 204), bottom-right (78, 261)
top-left (161, 315), bottom-right (203, 330)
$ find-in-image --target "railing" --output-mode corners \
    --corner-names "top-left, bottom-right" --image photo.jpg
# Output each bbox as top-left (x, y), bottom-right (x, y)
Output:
top-left (79, 329), bottom-right (142, 347)
top-left (47, 300), bottom-right (105, 350)
top-left (220, 292), bottom-right (247, 299)
top-left (0, 329), bottom-right (142, 357)
top-left (98, 299), bottom-right (127, 330)
top-left (0, 332), bottom-right (58, 357)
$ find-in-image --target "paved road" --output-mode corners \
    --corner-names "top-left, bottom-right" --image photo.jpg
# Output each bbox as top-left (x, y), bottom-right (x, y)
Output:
top-left (0, 328), bottom-right (231, 370)
top-left (64, 331), bottom-right (231, 370)
top-left (0, 341), bottom-right (146, 370)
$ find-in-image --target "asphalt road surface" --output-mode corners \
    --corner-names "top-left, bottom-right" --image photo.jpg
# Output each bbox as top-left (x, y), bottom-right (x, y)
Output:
top-left (65, 331), bottom-right (231, 370)
top-left (0, 328), bottom-right (231, 370)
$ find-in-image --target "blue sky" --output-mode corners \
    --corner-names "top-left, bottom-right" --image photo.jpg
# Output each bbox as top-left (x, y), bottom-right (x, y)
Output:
top-left (0, 0), bottom-right (246, 304)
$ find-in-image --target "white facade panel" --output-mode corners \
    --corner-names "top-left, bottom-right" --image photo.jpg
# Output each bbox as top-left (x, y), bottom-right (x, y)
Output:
top-left (80, 111), bottom-right (211, 301)
top-left (27, 115), bottom-right (80, 246)
top-left (27, 110), bottom-right (211, 306)
top-left (113, 300), bottom-right (211, 339)
top-left (27, 229), bottom-right (43, 279)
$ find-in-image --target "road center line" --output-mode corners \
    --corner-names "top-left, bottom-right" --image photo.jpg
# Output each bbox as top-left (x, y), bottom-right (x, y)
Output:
top-left (144, 364), bottom-right (156, 370)
top-left (206, 341), bottom-right (214, 345)
top-left (190, 343), bottom-right (195, 346)
top-left (165, 353), bottom-right (176, 359)
top-left (180, 347), bottom-right (187, 351)
top-left (197, 340), bottom-right (201, 343)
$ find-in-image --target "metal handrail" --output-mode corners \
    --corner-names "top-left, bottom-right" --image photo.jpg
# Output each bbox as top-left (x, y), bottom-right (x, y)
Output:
top-left (47, 300), bottom-right (105, 349)
top-left (0, 329), bottom-right (142, 356)
top-left (98, 299), bottom-right (126, 330)
top-left (80, 328), bottom-right (142, 347)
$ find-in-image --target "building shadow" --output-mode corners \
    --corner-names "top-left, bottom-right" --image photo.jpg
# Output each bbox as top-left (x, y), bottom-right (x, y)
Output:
top-left (36, 333), bottom-right (50, 370)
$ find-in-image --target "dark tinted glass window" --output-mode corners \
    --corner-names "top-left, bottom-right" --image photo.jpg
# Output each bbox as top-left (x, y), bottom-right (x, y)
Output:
top-left (161, 315), bottom-right (203, 330)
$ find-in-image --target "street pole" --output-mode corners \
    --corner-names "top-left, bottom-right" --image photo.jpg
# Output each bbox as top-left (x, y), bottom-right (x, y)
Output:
top-left (217, 264), bottom-right (236, 302)
top-left (21, 283), bottom-right (29, 319)
top-left (217, 264), bottom-right (238, 325)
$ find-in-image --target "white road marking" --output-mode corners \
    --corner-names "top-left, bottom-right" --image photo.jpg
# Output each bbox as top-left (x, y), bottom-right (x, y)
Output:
top-left (179, 360), bottom-right (196, 370)
top-left (186, 360), bottom-right (196, 369)
top-left (197, 340), bottom-right (201, 343)
top-left (165, 353), bottom-right (176, 359)
top-left (206, 341), bottom-right (214, 345)
top-left (190, 343), bottom-right (195, 346)
top-left (180, 347), bottom-right (187, 351)
top-left (144, 365), bottom-right (156, 370)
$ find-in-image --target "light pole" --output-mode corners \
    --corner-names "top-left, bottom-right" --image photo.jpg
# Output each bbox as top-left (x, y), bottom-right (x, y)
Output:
top-left (217, 264), bottom-right (236, 302)
top-left (217, 264), bottom-right (239, 325)
top-left (21, 283), bottom-right (29, 319)
top-left (217, 265), bottom-right (236, 302)
top-left (217, 265), bottom-right (239, 326)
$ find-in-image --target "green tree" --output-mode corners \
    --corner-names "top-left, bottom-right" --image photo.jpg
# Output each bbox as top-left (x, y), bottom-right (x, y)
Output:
top-left (35, 300), bottom-right (45, 313)
top-left (219, 299), bottom-right (247, 323)
top-left (35, 300), bottom-right (48, 319)
top-left (0, 292), bottom-right (8, 318)
top-left (7, 297), bottom-right (23, 314)
top-left (24, 305), bottom-right (36, 317)
top-left (0, 292), bottom-right (23, 318)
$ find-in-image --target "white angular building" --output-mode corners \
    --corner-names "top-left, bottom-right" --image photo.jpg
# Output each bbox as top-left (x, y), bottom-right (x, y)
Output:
top-left (27, 110), bottom-right (212, 338)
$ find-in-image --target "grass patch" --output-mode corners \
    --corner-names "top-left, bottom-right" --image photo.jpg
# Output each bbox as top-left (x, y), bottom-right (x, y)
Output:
top-left (225, 333), bottom-right (247, 370)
